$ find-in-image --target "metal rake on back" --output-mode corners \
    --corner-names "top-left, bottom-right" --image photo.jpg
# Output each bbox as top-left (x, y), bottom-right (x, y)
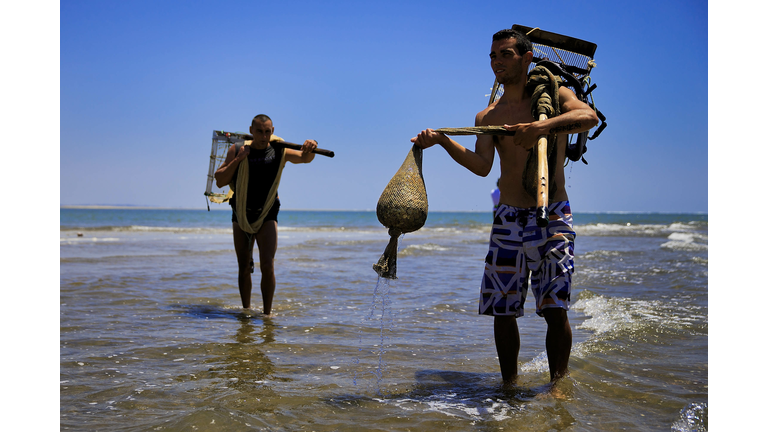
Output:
top-left (488, 24), bottom-right (607, 164)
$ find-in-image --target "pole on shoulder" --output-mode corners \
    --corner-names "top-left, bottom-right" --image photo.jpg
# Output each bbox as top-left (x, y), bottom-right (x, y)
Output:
top-left (535, 113), bottom-right (549, 227)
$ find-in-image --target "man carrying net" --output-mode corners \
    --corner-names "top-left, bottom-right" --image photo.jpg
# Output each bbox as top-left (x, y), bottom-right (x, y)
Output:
top-left (214, 114), bottom-right (318, 315)
top-left (411, 29), bottom-right (598, 385)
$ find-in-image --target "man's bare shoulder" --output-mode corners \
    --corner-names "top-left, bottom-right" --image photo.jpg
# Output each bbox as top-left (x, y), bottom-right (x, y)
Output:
top-left (475, 102), bottom-right (499, 126)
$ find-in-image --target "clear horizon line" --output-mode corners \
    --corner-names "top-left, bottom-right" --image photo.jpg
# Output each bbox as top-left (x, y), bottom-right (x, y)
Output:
top-left (60, 205), bottom-right (708, 215)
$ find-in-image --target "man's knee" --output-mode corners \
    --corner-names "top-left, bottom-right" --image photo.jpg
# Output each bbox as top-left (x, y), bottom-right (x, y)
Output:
top-left (542, 308), bottom-right (568, 326)
top-left (238, 263), bottom-right (252, 276)
top-left (259, 259), bottom-right (274, 274)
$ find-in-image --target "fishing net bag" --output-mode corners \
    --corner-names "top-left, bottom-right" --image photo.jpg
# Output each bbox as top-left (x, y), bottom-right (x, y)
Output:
top-left (373, 144), bottom-right (428, 279)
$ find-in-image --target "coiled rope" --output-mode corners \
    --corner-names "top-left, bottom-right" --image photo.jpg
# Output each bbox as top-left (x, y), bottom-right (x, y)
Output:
top-left (230, 138), bottom-right (287, 235)
top-left (527, 65), bottom-right (561, 119)
top-left (522, 64), bottom-right (562, 199)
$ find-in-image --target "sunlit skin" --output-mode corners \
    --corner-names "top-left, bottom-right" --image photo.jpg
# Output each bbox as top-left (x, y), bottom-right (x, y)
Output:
top-left (411, 36), bottom-right (598, 386)
top-left (214, 118), bottom-right (317, 315)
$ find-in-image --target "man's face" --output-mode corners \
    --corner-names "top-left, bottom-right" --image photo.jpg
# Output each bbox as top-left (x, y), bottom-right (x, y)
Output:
top-left (250, 119), bottom-right (274, 146)
top-left (489, 38), bottom-right (529, 86)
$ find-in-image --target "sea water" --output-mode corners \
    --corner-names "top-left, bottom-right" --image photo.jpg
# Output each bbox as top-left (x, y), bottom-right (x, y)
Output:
top-left (60, 208), bottom-right (708, 431)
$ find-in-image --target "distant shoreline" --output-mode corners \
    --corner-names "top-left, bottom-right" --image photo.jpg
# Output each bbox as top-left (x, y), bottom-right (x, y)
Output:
top-left (61, 205), bottom-right (184, 210)
top-left (60, 205), bottom-right (378, 212)
top-left (60, 205), bottom-right (707, 215)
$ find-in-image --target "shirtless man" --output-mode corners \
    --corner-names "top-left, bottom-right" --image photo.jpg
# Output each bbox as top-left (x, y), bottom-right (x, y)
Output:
top-left (412, 29), bottom-right (598, 384)
top-left (214, 114), bottom-right (317, 315)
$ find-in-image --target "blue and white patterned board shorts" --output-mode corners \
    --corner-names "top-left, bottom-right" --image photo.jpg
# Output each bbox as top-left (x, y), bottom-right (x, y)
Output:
top-left (479, 201), bottom-right (576, 317)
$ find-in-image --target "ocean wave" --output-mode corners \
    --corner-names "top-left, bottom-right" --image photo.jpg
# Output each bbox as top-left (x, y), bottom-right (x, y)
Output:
top-left (388, 393), bottom-right (517, 422)
top-left (399, 243), bottom-right (451, 257)
top-left (668, 222), bottom-right (704, 232)
top-left (61, 248), bottom-right (231, 262)
top-left (520, 351), bottom-right (550, 374)
top-left (671, 402), bottom-right (708, 432)
top-left (423, 225), bottom-right (488, 235)
top-left (278, 226), bottom-right (381, 233)
top-left (571, 289), bottom-right (706, 337)
top-left (59, 218), bottom-right (707, 242)
top-left (61, 225), bottom-right (233, 234)
top-left (575, 221), bottom-right (707, 238)
top-left (661, 232), bottom-right (708, 251)
top-left (579, 249), bottom-right (624, 259)
top-left (60, 236), bottom-right (120, 244)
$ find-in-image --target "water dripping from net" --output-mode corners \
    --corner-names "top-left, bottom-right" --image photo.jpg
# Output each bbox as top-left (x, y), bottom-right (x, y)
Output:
top-left (353, 270), bottom-right (396, 396)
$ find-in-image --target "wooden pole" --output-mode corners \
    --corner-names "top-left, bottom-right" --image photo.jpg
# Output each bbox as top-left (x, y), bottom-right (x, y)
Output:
top-left (272, 141), bottom-right (335, 158)
top-left (535, 113), bottom-right (549, 227)
top-left (239, 133), bottom-right (335, 158)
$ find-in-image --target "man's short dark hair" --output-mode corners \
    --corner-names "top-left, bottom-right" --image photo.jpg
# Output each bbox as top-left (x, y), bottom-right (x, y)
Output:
top-left (492, 29), bottom-right (532, 56)
top-left (252, 114), bottom-right (272, 125)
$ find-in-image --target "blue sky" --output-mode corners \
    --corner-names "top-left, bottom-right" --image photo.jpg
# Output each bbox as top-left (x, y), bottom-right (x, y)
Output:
top-left (54, 0), bottom-right (709, 213)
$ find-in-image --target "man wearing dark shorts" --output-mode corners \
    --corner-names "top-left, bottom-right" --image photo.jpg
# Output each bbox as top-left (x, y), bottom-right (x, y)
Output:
top-left (214, 114), bottom-right (318, 315)
top-left (412, 29), bottom-right (598, 385)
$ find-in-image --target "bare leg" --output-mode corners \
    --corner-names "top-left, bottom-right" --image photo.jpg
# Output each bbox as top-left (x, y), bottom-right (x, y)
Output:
top-left (542, 308), bottom-right (572, 382)
top-left (494, 315), bottom-right (520, 384)
top-left (254, 220), bottom-right (278, 315)
top-left (233, 221), bottom-right (256, 308)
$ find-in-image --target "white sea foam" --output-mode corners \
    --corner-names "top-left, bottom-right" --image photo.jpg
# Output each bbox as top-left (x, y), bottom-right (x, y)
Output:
top-left (668, 222), bottom-right (700, 232)
top-left (424, 226), bottom-right (487, 235)
top-left (671, 402), bottom-right (708, 432)
top-left (520, 351), bottom-right (549, 374)
top-left (60, 237), bottom-right (120, 244)
top-left (576, 223), bottom-right (669, 237)
top-left (124, 225), bottom-right (231, 235)
top-left (661, 232), bottom-right (708, 251)
top-left (399, 243), bottom-right (451, 256)
top-left (390, 395), bottom-right (516, 421)
top-left (576, 220), bottom-right (707, 238)
top-left (668, 232), bottom-right (697, 242)
top-left (572, 291), bottom-right (705, 338)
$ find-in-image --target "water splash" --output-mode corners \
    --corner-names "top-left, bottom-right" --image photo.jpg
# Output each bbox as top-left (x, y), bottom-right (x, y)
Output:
top-left (353, 276), bottom-right (395, 396)
top-left (671, 402), bottom-right (707, 432)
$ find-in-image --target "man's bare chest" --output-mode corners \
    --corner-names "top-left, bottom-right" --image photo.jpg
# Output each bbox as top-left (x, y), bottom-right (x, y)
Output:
top-left (482, 103), bottom-right (534, 127)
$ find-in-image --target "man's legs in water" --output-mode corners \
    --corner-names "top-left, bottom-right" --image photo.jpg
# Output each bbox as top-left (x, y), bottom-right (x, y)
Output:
top-left (542, 308), bottom-right (572, 382)
top-left (254, 220), bottom-right (278, 315)
top-left (494, 315), bottom-right (520, 383)
top-left (233, 221), bottom-right (256, 308)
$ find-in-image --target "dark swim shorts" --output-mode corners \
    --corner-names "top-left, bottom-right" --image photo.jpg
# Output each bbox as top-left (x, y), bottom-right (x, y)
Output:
top-left (479, 201), bottom-right (575, 317)
top-left (231, 198), bottom-right (281, 224)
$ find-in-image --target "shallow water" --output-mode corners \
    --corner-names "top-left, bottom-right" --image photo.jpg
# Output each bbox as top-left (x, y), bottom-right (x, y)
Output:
top-left (60, 209), bottom-right (707, 431)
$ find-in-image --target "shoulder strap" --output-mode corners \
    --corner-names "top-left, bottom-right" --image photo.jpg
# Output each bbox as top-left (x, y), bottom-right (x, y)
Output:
top-left (226, 140), bottom-right (247, 198)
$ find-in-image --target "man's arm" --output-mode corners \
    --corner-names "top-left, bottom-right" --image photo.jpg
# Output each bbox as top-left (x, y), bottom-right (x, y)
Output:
top-left (503, 87), bottom-right (599, 150)
top-left (411, 111), bottom-right (495, 177)
top-left (284, 140), bottom-right (318, 164)
top-left (214, 144), bottom-right (248, 188)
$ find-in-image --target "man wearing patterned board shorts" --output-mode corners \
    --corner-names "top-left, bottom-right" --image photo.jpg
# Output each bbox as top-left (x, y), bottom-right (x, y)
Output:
top-left (412, 28), bottom-right (598, 384)
top-left (480, 201), bottom-right (575, 318)
top-left (479, 201), bottom-right (576, 317)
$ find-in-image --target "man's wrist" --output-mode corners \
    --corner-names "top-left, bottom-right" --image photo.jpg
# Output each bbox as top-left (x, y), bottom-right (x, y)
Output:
top-left (438, 134), bottom-right (451, 147)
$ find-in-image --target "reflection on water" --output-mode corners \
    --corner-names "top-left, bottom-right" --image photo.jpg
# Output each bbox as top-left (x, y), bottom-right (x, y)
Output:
top-left (201, 313), bottom-right (276, 381)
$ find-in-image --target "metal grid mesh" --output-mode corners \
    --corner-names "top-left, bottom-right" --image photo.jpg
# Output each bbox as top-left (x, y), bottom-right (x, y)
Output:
top-left (530, 43), bottom-right (594, 79)
top-left (488, 41), bottom-right (595, 105)
top-left (205, 131), bottom-right (245, 200)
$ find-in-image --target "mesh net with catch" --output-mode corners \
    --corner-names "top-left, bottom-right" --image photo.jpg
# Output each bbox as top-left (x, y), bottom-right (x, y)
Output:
top-left (372, 144), bottom-right (428, 279)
